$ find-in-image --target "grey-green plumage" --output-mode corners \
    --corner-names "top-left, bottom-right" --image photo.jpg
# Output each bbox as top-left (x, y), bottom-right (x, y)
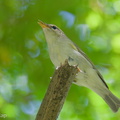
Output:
top-left (39, 21), bottom-right (120, 112)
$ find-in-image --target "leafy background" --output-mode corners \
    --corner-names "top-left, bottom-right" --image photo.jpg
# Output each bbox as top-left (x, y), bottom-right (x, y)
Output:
top-left (0, 0), bottom-right (120, 120)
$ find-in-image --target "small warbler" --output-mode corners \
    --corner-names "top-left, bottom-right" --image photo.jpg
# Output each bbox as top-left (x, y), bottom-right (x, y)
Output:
top-left (38, 20), bottom-right (120, 112)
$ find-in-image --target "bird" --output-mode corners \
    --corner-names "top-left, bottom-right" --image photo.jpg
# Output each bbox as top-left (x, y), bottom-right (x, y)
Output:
top-left (38, 20), bottom-right (120, 112)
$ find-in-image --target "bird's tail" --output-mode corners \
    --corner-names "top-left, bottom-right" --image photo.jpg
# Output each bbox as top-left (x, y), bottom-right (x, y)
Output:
top-left (102, 90), bottom-right (120, 112)
top-left (93, 86), bottom-right (120, 112)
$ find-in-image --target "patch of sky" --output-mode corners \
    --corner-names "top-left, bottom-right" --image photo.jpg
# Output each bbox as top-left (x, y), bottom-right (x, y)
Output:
top-left (59, 11), bottom-right (75, 27)
top-left (76, 24), bottom-right (90, 41)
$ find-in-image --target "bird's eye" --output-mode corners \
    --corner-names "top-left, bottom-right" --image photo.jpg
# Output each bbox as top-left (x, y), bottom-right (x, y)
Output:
top-left (51, 26), bottom-right (57, 30)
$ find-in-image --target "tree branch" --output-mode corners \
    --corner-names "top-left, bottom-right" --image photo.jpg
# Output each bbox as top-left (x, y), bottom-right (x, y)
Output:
top-left (35, 60), bottom-right (79, 120)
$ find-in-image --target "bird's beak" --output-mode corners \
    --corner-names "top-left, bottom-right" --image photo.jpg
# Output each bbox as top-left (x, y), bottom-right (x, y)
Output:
top-left (38, 20), bottom-right (49, 28)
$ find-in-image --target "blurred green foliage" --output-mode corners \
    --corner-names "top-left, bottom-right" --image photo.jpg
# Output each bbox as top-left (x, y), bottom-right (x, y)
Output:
top-left (0, 0), bottom-right (120, 119)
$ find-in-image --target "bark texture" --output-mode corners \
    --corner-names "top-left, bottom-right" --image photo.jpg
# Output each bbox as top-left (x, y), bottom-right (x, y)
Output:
top-left (35, 61), bottom-right (79, 120)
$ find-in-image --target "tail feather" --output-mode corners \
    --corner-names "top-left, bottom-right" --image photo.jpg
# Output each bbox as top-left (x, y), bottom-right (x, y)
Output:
top-left (90, 86), bottom-right (120, 112)
top-left (103, 91), bottom-right (120, 112)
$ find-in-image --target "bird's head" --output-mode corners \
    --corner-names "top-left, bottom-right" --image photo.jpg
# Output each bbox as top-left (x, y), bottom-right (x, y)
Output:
top-left (38, 20), bottom-right (65, 41)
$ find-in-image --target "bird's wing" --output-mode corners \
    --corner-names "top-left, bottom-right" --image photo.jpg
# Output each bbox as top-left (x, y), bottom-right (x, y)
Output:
top-left (73, 43), bottom-right (109, 89)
